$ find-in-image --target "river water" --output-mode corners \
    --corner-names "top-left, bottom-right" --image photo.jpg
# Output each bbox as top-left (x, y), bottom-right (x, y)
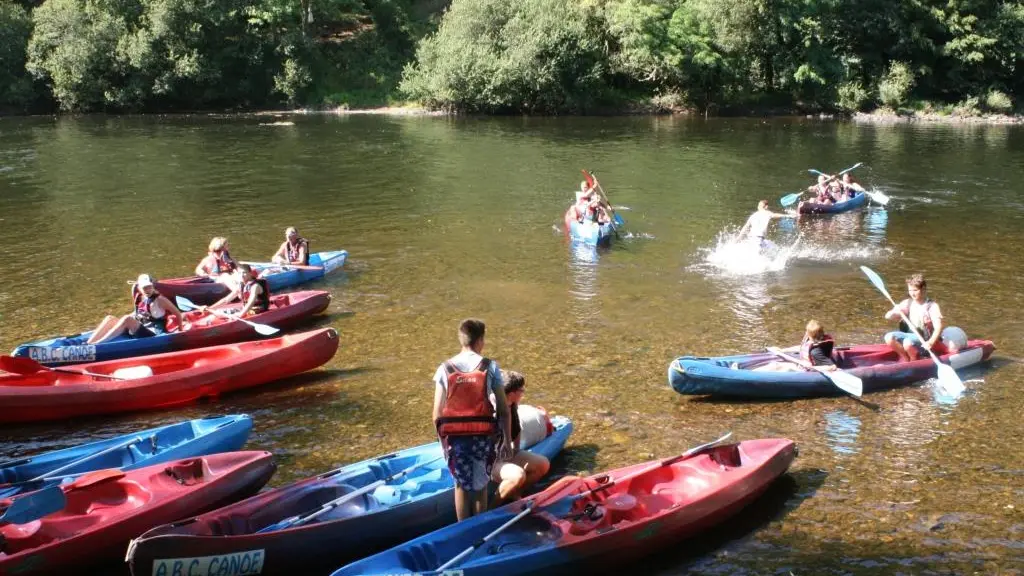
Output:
top-left (0, 114), bottom-right (1022, 574)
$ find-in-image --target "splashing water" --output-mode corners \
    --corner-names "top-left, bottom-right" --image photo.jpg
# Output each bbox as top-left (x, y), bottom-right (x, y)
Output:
top-left (697, 228), bottom-right (802, 276)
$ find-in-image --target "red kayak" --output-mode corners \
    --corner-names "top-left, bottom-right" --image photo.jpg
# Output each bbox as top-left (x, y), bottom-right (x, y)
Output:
top-left (0, 451), bottom-right (275, 575)
top-left (0, 328), bottom-right (338, 423)
top-left (333, 438), bottom-right (796, 575)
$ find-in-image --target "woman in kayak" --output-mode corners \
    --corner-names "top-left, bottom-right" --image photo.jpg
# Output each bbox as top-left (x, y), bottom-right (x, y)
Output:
top-left (195, 237), bottom-right (239, 291)
top-left (883, 273), bottom-right (946, 362)
top-left (799, 174), bottom-right (837, 211)
top-left (490, 370), bottom-right (550, 505)
top-left (87, 274), bottom-right (184, 344)
top-left (208, 265), bottom-right (271, 317)
top-left (755, 320), bottom-right (838, 372)
top-left (271, 227), bottom-right (310, 266)
top-left (837, 173), bottom-right (863, 200)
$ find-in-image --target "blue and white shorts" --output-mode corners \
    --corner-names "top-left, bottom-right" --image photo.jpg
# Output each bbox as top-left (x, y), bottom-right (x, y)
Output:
top-left (444, 435), bottom-right (496, 492)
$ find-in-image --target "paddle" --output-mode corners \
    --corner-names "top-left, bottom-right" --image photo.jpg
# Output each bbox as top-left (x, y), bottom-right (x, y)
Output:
top-left (808, 167), bottom-right (889, 206)
top-left (174, 296), bottom-right (279, 336)
top-left (432, 432), bottom-right (733, 573)
top-left (256, 455), bottom-right (444, 533)
top-left (0, 355), bottom-right (126, 381)
top-left (0, 436), bottom-right (151, 499)
top-left (859, 266), bottom-right (965, 396)
top-left (582, 169), bottom-right (625, 228)
top-left (780, 162), bottom-right (863, 207)
top-left (240, 260), bottom-right (323, 272)
top-left (766, 347), bottom-right (863, 397)
top-left (0, 485), bottom-right (66, 524)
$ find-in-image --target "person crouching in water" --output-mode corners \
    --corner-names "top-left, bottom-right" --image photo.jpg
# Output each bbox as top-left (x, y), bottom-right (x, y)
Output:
top-left (433, 319), bottom-right (512, 521)
top-left (756, 320), bottom-right (837, 372)
top-left (883, 273), bottom-right (947, 362)
top-left (207, 264), bottom-right (271, 318)
top-left (490, 370), bottom-right (551, 506)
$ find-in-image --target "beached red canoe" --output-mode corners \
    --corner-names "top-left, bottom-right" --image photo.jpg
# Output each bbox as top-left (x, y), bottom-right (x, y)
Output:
top-left (0, 451), bottom-right (275, 575)
top-left (333, 438), bottom-right (796, 575)
top-left (0, 328), bottom-right (339, 423)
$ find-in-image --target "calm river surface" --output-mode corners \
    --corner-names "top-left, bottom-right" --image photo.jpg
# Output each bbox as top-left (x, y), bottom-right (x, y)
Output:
top-left (1, 114), bottom-right (1022, 574)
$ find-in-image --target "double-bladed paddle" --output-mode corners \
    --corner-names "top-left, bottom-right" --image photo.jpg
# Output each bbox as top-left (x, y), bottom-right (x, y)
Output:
top-left (256, 455), bottom-right (444, 533)
top-left (174, 296), bottom-right (279, 336)
top-left (582, 170), bottom-right (626, 229)
top-left (807, 167), bottom-right (890, 206)
top-left (859, 266), bottom-right (965, 396)
top-left (0, 355), bottom-right (126, 381)
top-left (0, 485), bottom-right (66, 524)
top-left (430, 432), bottom-right (733, 573)
top-left (0, 436), bottom-right (150, 499)
top-left (765, 347), bottom-right (863, 397)
top-left (240, 260), bottom-right (324, 272)
top-left (780, 162), bottom-right (864, 207)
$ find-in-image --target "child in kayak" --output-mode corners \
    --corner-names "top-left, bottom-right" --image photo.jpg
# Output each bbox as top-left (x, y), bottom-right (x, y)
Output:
top-left (737, 200), bottom-right (796, 254)
top-left (87, 274), bottom-right (184, 344)
top-left (207, 265), bottom-right (271, 317)
top-left (271, 227), bottom-right (310, 266)
top-left (755, 320), bottom-right (838, 372)
top-left (490, 370), bottom-right (551, 506)
top-left (432, 319), bottom-right (512, 521)
top-left (195, 237), bottom-right (240, 291)
top-left (883, 273), bottom-right (946, 361)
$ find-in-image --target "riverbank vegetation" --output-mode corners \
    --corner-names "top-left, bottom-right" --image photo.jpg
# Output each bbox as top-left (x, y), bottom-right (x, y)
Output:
top-left (1, 0), bottom-right (1021, 116)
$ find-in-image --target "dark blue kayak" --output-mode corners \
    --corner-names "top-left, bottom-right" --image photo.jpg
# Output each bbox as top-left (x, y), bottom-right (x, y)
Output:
top-left (126, 416), bottom-right (573, 576)
top-left (0, 414), bottom-right (252, 498)
top-left (798, 190), bottom-right (869, 214)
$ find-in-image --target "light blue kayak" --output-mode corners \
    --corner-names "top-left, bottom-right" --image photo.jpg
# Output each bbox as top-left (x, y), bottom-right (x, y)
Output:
top-left (0, 414), bottom-right (252, 498)
top-left (254, 250), bottom-right (349, 290)
top-left (125, 416), bottom-right (573, 576)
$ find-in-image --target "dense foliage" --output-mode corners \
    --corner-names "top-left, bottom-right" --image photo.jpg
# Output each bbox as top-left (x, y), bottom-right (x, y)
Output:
top-left (0, 0), bottom-right (1021, 114)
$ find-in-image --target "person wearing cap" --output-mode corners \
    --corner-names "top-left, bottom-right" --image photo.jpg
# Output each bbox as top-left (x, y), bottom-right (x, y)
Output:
top-left (271, 227), bottom-right (309, 266)
top-left (87, 274), bottom-right (184, 344)
top-left (195, 237), bottom-right (240, 291)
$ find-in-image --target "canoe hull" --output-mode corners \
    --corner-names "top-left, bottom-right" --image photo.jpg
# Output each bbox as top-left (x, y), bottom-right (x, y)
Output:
top-left (669, 340), bottom-right (996, 398)
top-left (10, 290), bottom-right (331, 366)
top-left (0, 452), bottom-right (276, 575)
top-left (0, 329), bottom-right (338, 423)
top-left (798, 191), bottom-right (869, 214)
top-left (0, 415), bottom-right (252, 495)
top-left (332, 438), bottom-right (796, 576)
top-left (126, 417), bottom-right (573, 576)
top-left (564, 208), bottom-right (618, 246)
top-left (153, 251), bottom-right (348, 305)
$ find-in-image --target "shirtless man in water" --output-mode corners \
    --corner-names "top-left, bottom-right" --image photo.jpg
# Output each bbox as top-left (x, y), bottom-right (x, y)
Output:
top-left (737, 200), bottom-right (796, 254)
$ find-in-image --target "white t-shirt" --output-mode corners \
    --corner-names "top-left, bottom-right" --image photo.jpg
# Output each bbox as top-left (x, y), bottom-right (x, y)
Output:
top-left (433, 351), bottom-right (502, 408)
top-left (744, 210), bottom-right (773, 240)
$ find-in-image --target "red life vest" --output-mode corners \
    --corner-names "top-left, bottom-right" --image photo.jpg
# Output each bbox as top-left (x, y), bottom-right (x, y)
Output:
top-left (800, 335), bottom-right (835, 365)
top-left (133, 289), bottom-right (167, 330)
top-left (241, 278), bottom-right (271, 315)
top-left (213, 251), bottom-right (237, 275)
top-left (436, 359), bottom-right (498, 438)
top-left (286, 238), bottom-right (309, 265)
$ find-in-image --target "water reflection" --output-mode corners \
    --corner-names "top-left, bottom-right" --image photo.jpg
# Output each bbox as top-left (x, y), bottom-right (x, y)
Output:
top-left (863, 206), bottom-right (889, 244)
top-left (823, 409), bottom-right (862, 456)
top-left (567, 242), bottom-right (601, 345)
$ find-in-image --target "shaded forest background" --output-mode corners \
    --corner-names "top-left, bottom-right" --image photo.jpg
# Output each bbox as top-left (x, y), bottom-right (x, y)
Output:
top-left (1, 0), bottom-right (1021, 115)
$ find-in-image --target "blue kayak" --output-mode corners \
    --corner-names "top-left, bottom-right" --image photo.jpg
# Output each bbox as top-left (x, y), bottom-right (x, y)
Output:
top-left (0, 414), bottom-right (252, 498)
top-left (798, 190), bottom-right (869, 214)
top-left (125, 416), bottom-right (573, 576)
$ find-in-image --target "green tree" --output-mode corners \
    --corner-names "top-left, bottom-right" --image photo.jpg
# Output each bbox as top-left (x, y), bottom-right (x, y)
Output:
top-left (0, 0), bottom-right (35, 109)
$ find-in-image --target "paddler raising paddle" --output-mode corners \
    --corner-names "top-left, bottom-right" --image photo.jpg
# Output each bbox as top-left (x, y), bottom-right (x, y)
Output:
top-left (737, 200), bottom-right (796, 254)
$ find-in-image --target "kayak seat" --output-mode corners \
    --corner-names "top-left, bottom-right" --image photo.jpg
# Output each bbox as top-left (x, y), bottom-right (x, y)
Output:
top-left (164, 458), bottom-right (212, 486)
top-left (396, 542), bottom-right (441, 572)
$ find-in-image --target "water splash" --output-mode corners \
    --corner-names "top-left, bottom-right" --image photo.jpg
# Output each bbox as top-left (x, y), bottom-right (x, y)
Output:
top-left (695, 228), bottom-right (802, 276)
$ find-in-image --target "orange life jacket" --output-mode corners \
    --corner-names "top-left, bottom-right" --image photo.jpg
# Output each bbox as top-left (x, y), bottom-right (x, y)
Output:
top-left (286, 238), bottom-right (309, 265)
top-left (241, 278), bottom-right (270, 315)
top-left (436, 359), bottom-right (498, 438)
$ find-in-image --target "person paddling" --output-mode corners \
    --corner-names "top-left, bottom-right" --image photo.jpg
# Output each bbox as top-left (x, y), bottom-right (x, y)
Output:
top-left (88, 274), bottom-right (184, 344)
top-left (490, 370), bottom-right (551, 506)
top-left (208, 264), bottom-right (271, 317)
top-left (837, 173), bottom-right (863, 200)
top-left (195, 237), bottom-right (239, 291)
top-left (432, 319), bottom-right (512, 521)
top-left (883, 273), bottom-right (947, 362)
top-left (737, 200), bottom-right (796, 253)
top-left (271, 227), bottom-right (310, 266)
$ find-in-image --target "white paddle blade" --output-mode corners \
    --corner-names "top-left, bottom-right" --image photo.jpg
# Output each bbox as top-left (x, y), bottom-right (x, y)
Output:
top-left (250, 322), bottom-right (280, 336)
top-left (867, 190), bottom-right (890, 206)
top-left (175, 295), bottom-right (198, 311)
top-left (935, 363), bottom-right (965, 396)
top-left (859, 266), bottom-right (893, 301)
top-left (826, 369), bottom-right (863, 397)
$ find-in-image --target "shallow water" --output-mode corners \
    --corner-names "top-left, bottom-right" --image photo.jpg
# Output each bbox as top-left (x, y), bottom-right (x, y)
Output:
top-left (0, 115), bottom-right (1022, 574)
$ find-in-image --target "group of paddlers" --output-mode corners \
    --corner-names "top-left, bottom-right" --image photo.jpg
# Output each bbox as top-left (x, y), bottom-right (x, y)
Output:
top-left (86, 227), bottom-right (311, 344)
top-left (566, 180), bottom-right (614, 225)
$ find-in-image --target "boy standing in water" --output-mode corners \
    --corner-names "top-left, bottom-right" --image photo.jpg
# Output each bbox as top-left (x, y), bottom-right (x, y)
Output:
top-left (433, 319), bottom-right (512, 521)
top-left (737, 200), bottom-right (796, 253)
top-left (883, 273), bottom-right (946, 361)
